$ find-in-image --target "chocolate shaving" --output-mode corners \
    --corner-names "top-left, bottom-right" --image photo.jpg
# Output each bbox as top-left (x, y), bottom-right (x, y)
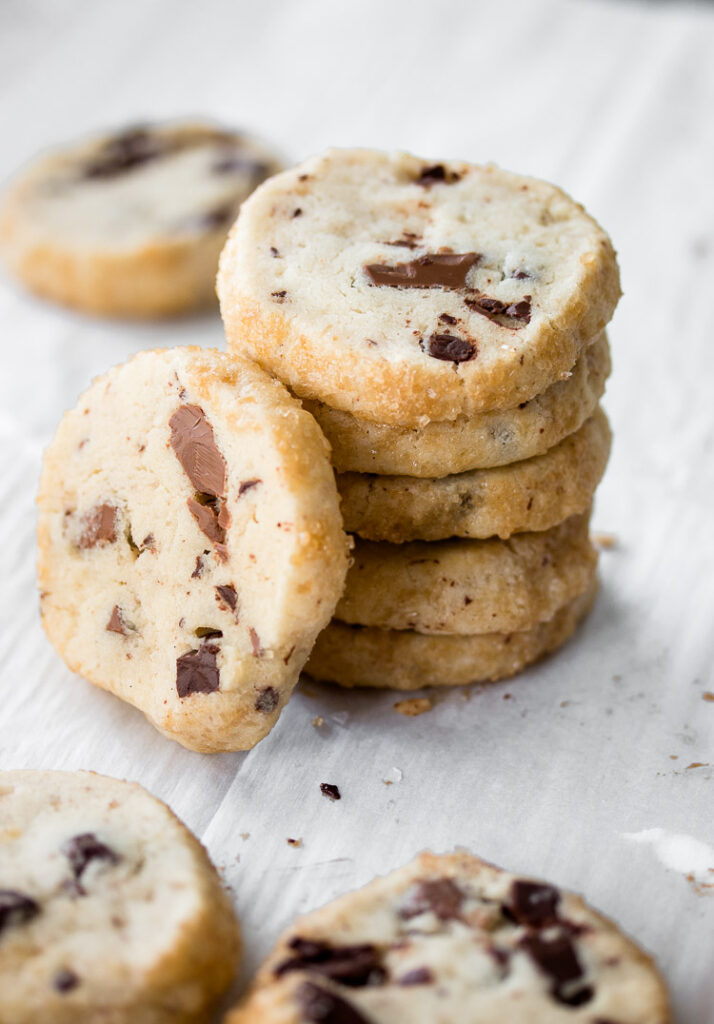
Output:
top-left (255, 687), bottom-right (279, 713)
top-left (238, 478), bottom-right (262, 496)
top-left (169, 405), bottom-right (226, 497)
top-left (426, 333), bottom-right (476, 363)
top-left (216, 584), bottom-right (238, 611)
top-left (249, 627), bottom-right (262, 656)
top-left (78, 504), bottom-right (117, 549)
top-left (364, 253), bottom-right (480, 290)
top-left (0, 890), bottom-right (40, 935)
top-left (296, 981), bottom-right (372, 1024)
top-left (400, 878), bottom-right (463, 921)
top-left (176, 642), bottom-right (220, 697)
top-left (276, 937), bottom-right (384, 987)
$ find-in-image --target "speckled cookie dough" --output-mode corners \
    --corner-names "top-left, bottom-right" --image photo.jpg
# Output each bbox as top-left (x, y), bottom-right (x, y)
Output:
top-left (0, 121), bottom-right (282, 316)
top-left (37, 347), bottom-right (349, 752)
top-left (335, 513), bottom-right (596, 635)
top-left (226, 849), bottom-right (669, 1023)
top-left (218, 148), bottom-right (620, 425)
top-left (0, 770), bottom-right (240, 1024)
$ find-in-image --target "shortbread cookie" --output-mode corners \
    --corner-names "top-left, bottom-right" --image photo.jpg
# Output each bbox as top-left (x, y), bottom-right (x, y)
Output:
top-left (0, 770), bottom-right (240, 1024)
top-left (308, 580), bottom-right (597, 690)
top-left (304, 332), bottom-right (610, 476)
top-left (227, 848), bottom-right (668, 1023)
top-left (37, 348), bottom-right (348, 752)
top-left (336, 513), bottom-right (596, 635)
top-left (219, 148), bottom-right (620, 425)
top-left (339, 408), bottom-right (610, 543)
top-left (0, 121), bottom-right (281, 317)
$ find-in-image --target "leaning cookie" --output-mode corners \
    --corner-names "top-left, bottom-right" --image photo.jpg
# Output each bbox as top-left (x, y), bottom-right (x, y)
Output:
top-left (0, 770), bottom-right (240, 1024)
top-left (305, 332), bottom-right (610, 476)
top-left (307, 579), bottom-right (597, 690)
top-left (37, 347), bottom-right (349, 752)
top-left (225, 849), bottom-right (669, 1023)
top-left (339, 408), bottom-right (610, 542)
top-left (219, 148), bottom-right (620, 424)
top-left (0, 121), bottom-right (281, 317)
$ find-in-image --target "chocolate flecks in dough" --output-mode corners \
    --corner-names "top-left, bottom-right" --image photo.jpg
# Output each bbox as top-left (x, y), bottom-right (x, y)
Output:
top-left (215, 584), bottom-right (238, 612)
top-left (271, 290), bottom-right (288, 302)
top-left (249, 627), bottom-right (262, 656)
top-left (464, 294), bottom-right (532, 326)
top-left (238, 478), bottom-right (262, 497)
top-left (62, 833), bottom-right (120, 883)
top-left (276, 937), bottom-right (385, 987)
top-left (106, 605), bottom-right (133, 636)
top-left (82, 128), bottom-right (165, 180)
top-left (78, 504), bottom-right (117, 549)
top-left (320, 783), bottom-right (341, 802)
top-left (365, 253), bottom-right (480, 290)
top-left (520, 932), bottom-right (593, 1007)
top-left (505, 880), bottom-right (561, 928)
top-left (53, 968), bottom-right (80, 993)
top-left (383, 232), bottom-right (421, 250)
top-left (170, 405), bottom-right (226, 498)
top-left (140, 533), bottom-right (156, 551)
top-left (192, 554), bottom-right (206, 578)
top-left (416, 164), bottom-right (460, 187)
top-left (510, 268), bottom-right (532, 280)
top-left (426, 333), bottom-right (476, 363)
top-left (296, 981), bottom-right (372, 1024)
top-left (292, 207), bottom-right (303, 218)
top-left (0, 890), bottom-right (40, 934)
top-left (400, 878), bottom-right (464, 921)
top-left (270, 246), bottom-right (281, 258)
top-left (438, 312), bottom-right (457, 324)
top-left (176, 642), bottom-right (220, 697)
top-left (194, 627), bottom-right (223, 639)
top-left (255, 686), bottom-right (279, 713)
top-left (398, 966), bottom-right (434, 985)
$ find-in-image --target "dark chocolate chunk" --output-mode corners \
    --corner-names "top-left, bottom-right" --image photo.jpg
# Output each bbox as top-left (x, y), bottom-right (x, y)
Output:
top-left (464, 294), bottom-right (532, 325)
top-left (296, 981), bottom-right (372, 1024)
top-left (255, 686), bottom-right (279, 713)
top-left (320, 783), bottom-right (341, 801)
top-left (216, 584), bottom-right (238, 611)
top-left (140, 533), bottom-right (155, 550)
top-left (249, 627), bottom-right (262, 656)
top-left (293, 208), bottom-right (303, 217)
top-left (426, 333), bottom-right (476, 363)
top-left (510, 268), bottom-right (531, 279)
top-left (438, 312), bottom-right (457, 324)
top-left (397, 966), bottom-right (433, 985)
top-left (520, 932), bottom-right (592, 1006)
top-left (364, 252), bottom-right (480, 290)
top-left (53, 967), bottom-right (80, 992)
top-left (82, 128), bottom-right (165, 180)
top-left (176, 643), bottom-right (220, 697)
top-left (505, 298), bottom-right (532, 322)
top-left (78, 504), bottom-right (117, 549)
top-left (191, 555), bottom-right (206, 578)
top-left (170, 404), bottom-right (226, 497)
top-left (416, 164), bottom-right (460, 187)
top-left (106, 605), bottom-right (131, 636)
top-left (0, 890), bottom-right (40, 935)
top-left (276, 937), bottom-right (384, 987)
top-left (188, 496), bottom-right (226, 546)
top-left (62, 834), bottom-right (119, 882)
top-left (505, 880), bottom-right (560, 928)
top-left (400, 878), bottom-right (463, 921)
top-left (270, 246), bottom-right (281, 257)
top-left (238, 478), bottom-right (262, 497)
top-left (271, 290), bottom-right (287, 302)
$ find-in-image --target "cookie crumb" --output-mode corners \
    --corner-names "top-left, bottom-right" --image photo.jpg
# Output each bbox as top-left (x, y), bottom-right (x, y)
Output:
top-left (686, 762), bottom-right (709, 770)
top-left (592, 531), bottom-right (617, 550)
top-left (240, 832), bottom-right (250, 841)
top-left (670, 755), bottom-right (679, 760)
top-left (312, 716), bottom-right (325, 728)
top-left (320, 783), bottom-right (341, 801)
top-left (703, 692), bottom-right (714, 703)
top-left (394, 697), bottom-right (432, 717)
top-left (560, 700), bottom-right (569, 708)
top-left (286, 837), bottom-right (303, 847)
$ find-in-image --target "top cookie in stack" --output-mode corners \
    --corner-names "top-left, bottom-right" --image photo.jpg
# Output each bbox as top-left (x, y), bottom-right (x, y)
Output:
top-left (218, 148), bottom-right (619, 690)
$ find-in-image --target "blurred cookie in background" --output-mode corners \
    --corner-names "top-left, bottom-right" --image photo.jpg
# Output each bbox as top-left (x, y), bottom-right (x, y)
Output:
top-left (0, 120), bottom-right (282, 317)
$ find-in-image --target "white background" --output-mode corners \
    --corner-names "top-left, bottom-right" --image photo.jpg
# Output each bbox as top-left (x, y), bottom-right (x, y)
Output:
top-left (1, 0), bottom-right (713, 1020)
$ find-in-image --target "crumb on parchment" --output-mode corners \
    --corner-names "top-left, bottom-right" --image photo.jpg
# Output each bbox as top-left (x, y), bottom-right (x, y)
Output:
top-left (394, 697), bottom-right (432, 717)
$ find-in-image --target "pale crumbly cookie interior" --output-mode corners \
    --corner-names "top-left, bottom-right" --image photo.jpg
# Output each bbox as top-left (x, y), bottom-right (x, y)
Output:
top-left (37, 347), bottom-right (348, 752)
top-left (0, 770), bottom-right (239, 1024)
top-left (226, 849), bottom-right (669, 1024)
top-left (219, 148), bottom-right (620, 424)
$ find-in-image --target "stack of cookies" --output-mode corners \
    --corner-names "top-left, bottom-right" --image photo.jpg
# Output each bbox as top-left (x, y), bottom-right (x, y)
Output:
top-left (218, 148), bottom-right (620, 691)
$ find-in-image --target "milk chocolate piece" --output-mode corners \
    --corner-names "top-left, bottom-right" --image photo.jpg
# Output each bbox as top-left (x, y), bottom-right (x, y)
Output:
top-left (187, 497), bottom-right (226, 546)
top-left (426, 333), bottom-right (476, 362)
top-left (400, 878), bottom-right (463, 921)
top-left (520, 932), bottom-right (593, 1006)
top-left (176, 642), bottom-right (220, 697)
top-left (106, 605), bottom-right (131, 635)
top-left (78, 504), bottom-right (117, 549)
top-left (215, 584), bottom-right (238, 611)
top-left (364, 253), bottom-right (480, 290)
top-left (169, 405), bottom-right (226, 498)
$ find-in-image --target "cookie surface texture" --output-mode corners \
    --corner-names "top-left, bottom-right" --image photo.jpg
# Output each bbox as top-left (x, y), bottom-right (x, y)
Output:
top-left (218, 148), bottom-right (620, 424)
top-left (336, 513), bottom-right (596, 634)
top-left (307, 580), bottom-right (597, 690)
top-left (225, 849), bottom-right (669, 1023)
top-left (37, 347), bottom-right (349, 752)
top-left (0, 121), bottom-right (282, 316)
top-left (0, 770), bottom-right (240, 1024)
top-left (305, 332), bottom-right (611, 476)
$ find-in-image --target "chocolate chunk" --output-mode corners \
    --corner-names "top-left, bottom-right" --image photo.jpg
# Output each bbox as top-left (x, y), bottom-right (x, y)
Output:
top-left (365, 253), bottom-right (480, 290)
top-left (216, 584), bottom-right (238, 611)
top-left (106, 605), bottom-right (131, 636)
top-left (270, 246), bottom-right (281, 257)
top-left (78, 504), bottom-right (117, 549)
top-left (62, 834), bottom-right (119, 882)
top-left (176, 642), bottom-right (220, 697)
top-left (296, 981), bottom-right (372, 1024)
top-left (464, 294), bottom-right (532, 325)
top-left (383, 233), bottom-right (421, 249)
top-left (255, 686), bottom-right (279, 712)
top-left (53, 968), bottom-right (80, 992)
top-left (140, 533), bottom-right (155, 551)
top-left (320, 783), bottom-right (341, 801)
top-left (293, 208), bottom-right (303, 217)
top-left (520, 932), bottom-right (592, 1006)
top-left (510, 268), bottom-right (531, 279)
top-left (238, 478), bottom-right (262, 496)
top-left (249, 627), bottom-right (262, 656)
top-left (438, 312), bottom-right (457, 324)
top-left (505, 880), bottom-right (561, 928)
top-left (426, 333), bottom-right (476, 363)
top-left (194, 627), bottom-right (223, 638)
top-left (170, 405), bottom-right (226, 497)
top-left (398, 966), bottom-right (433, 985)
top-left (276, 937), bottom-right (384, 987)
top-left (505, 298), bottom-right (532, 322)
top-left (400, 878), bottom-right (463, 921)
top-left (416, 164), bottom-right (460, 187)
top-left (191, 555), bottom-right (205, 578)
top-left (0, 890), bottom-right (40, 935)
top-left (271, 290), bottom-right (287, 302)
top-left (82, 128), bottom-right (165, 179)
top-left (188, 496), bottom-right (226, 546)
